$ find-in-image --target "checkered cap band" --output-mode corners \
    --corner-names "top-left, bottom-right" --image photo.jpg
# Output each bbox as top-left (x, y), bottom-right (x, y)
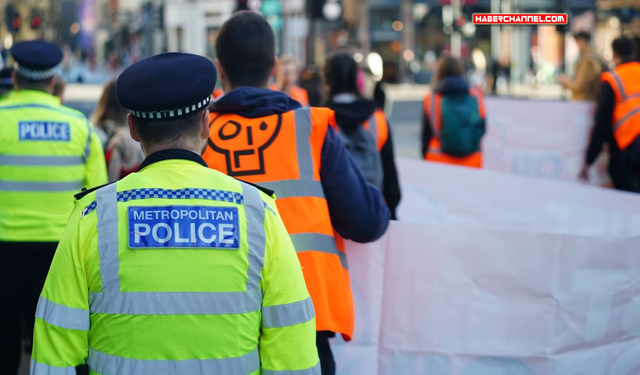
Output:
top-left (130, 96), bottom-right (211, 120)
top-left (16, 64), bottom-right (58, 81)
top-left (81, 187), bottom-right (245, 217)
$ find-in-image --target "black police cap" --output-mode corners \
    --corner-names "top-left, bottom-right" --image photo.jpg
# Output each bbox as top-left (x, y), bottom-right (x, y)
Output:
top-left (11, 40), bottom-right (63, 81)
top-left (116, 53), bottom-right (217, 121)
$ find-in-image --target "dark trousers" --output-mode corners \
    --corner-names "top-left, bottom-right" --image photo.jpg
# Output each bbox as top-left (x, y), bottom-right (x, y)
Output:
top-left (317, 331), bottom-right (336, 375)
top-left (0, 242), bottom-right (57, 375)
top-left (609, 151), bottom-right (640, 193)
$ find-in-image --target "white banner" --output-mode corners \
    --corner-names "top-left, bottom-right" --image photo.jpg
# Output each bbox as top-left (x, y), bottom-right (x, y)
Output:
top-left (482, 98), bottom-right (609, 185)
top-left (334, 160), bottom-right (640, 374)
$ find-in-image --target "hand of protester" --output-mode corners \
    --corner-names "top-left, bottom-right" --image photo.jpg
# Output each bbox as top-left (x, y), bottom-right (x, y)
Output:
top-left (557, 74), bottom-right (569, 87)
top-left (578, 165), bottom-right (590, 182)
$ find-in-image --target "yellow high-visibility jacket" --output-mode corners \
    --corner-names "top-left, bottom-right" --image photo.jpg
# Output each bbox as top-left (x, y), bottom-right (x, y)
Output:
top-left (31, 150), bottom-right (320, 375)
top-left (0, 89), bottom-right (107, 242)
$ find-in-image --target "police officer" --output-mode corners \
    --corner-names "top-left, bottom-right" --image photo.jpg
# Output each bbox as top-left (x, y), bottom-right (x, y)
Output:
top-left (581, 37), bottom-right (640, 192)
top-left (0, 41), bottom-right (107, 374)
top-left (31, 52), bottom-right (320, 375)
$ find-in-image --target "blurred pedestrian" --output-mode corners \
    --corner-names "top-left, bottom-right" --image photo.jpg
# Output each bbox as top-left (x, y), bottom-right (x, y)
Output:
top-left (91, 80), bottom-right (144, 181)
top-left (0, 41), bottom-right (107, 375)
top-left (581, 37), bottom-right (640, 192)
top-left (324, 52), bottom-right (401, 219)
top-left (271, 55), bottom-right (310, 106)
top-left (0, 67), bottom-right (13, 101)
top-left (31, 52), bottom-right (317, 375)
top-left (52, 74), bottom-right (66, 104)
top-left (91, 80), bottom-right (128, 146)
top-left (422, 55), bottom-right (486, 168)
top-left (300, 64), bottom-right (324, 106)
top-left (203, 11), bottom-right (390, 375)
top-left (558, 31), bottom-right (604, 101)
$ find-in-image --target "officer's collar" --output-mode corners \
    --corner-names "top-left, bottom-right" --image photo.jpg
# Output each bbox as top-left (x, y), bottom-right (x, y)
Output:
top-left (138, 149), bottom-right (208, 171)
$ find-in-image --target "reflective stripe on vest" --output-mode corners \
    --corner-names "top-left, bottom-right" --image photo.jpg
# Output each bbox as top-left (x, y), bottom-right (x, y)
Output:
top-left (35, 296), bottom-right (90, 331)
top-left (604, 65), bottom-right (640, 149)
top-left (367, 113), bottom-right (379, 150)
top-left (87, 347), bottom-right (260, 375)
top-left (0, 155), bottom-right (84, 166)
top-left (30, 359), bottom-right (76, 375)
top-left (92, 181), bottom-right (267, 315)
top-left (262, 363), bottom-right (322, 375)
top-left (0, 180), bottom-right (83, 191)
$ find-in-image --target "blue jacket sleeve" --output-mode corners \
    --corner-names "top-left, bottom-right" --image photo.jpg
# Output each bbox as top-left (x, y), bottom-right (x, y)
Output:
top-left (320, 126), bottom-right (391, 243)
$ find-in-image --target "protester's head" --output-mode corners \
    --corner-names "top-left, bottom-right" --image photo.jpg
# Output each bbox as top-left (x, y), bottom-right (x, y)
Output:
top-left (116, 53), bottom-right (217, 155)
top-left (611, 36), bottom-right (634, 65)
top-left (573, 31), bottom-right (591, 52)
top-left (276, 55), bottom-right (299, 89)
top-left (91, 80), bottom-right (128, 127)
top-left (324, 52), bottom-right (360, 98)
top-left (215, 11), bottom-right (275, 90)
top-left (52, 75), bottom-right (66, 103)
top-left (432, 54), bottom-right (464, 87)
top-left (11, 40), bottom-right (62, 94)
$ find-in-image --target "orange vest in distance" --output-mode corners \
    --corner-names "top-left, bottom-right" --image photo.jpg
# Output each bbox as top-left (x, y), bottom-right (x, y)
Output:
top-left (601, 62), bottom-right (640, 150)
top-left (269, 84), bottom-right (310, 107)
top-left (422, 87), bottom-right (485, 168)
top-left (203, 107), bottom-right (355, 339)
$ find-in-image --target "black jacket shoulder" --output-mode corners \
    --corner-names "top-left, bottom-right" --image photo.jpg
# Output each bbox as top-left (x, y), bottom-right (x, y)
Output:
top-left (74, 182), bottom-right (116, 200)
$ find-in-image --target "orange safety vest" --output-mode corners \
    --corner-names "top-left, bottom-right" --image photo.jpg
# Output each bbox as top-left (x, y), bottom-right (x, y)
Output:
top-left (363, 109), bottom-right (389, 152)
top-left (203, 107), bottom-right (355, 339)
top-left (600, 62), bottom-right (640, 150)
top-left (269, 84), bottom-right (310, 107)
top-left (422, 87), bottom-right (485, 168)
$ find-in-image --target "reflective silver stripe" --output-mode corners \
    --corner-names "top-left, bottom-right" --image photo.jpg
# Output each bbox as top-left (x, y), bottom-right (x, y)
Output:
top-left (35, 296), bottom-right (90, 331)
top-left (262, 363), bottom-right (322, 375)
top-left (0, 180), bottom-right (83, 191)
top-left (0, 155), bottom-right (84, 166)
top-left (294, 107), bottom-right (314, 180)
top-left (88, 347), bottom-right (260, 375)
top-left (83, 120), bottom-right (91, 161)
top-left (241, 182), bottom-right (267, 291)
top-left (262, 296), bottom-right (315, 328)
top-left (259, 179), bottom-right (324, 199)
top-left (610, 71), bottom-right (627, 100)
top-left (89, 290), bottom-right (261, 315)
top-left (290, 233), bottom-right (347, 269)
top-left (368, 114), bottom-right (378, 149)
top-left (96, 183), bottom-right (120, 292)
top-left (613, 107), bottom-right (640, 132)
top-left (30, 359), bottom-right (76, 375)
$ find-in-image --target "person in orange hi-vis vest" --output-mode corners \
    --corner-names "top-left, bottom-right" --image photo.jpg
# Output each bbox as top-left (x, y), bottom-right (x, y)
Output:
top-left (202, 12), bottom-right (390, 375)
top-left (581, 37), bottom-right (640, 192)
top-left (422, 55), bottom-right (486, 168)
top-left (324, 52), bottom-right (401, 220)
top-left (270, 55), bottom-right (310, 106)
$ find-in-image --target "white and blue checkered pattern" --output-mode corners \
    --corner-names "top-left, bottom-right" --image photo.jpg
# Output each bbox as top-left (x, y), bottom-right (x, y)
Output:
top-left (130, 97), bottom-right (211, 120)
top-left (16, 64), bottom-right (58, 81)
top-left (81, 188), bottom-right (244, 217)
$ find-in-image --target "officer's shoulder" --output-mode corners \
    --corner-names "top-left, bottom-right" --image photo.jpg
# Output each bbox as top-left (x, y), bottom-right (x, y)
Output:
top-left (58, 104), bottom-right (89, 121)
top-left (74, 181), bottom-right (116, 201)
top-left (237, 179), bottom-right (274, 198)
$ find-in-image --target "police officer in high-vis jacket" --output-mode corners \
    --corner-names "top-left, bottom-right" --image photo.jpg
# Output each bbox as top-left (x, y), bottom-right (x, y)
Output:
top-left (0, 41), bottom-right (107, 374)
top-left (31, 52), bottom-right (319, 375)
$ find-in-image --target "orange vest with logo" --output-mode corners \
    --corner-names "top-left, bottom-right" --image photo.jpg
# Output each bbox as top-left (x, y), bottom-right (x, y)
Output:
top-left (363, 109), bottom-right (389, 152)
top-left (601, 62), bottom-right (640, 150)
top-left (269, 84), bottom-right (310, 107)
top-left (203, 107), bottom-right (355, 339)
top-left (422, 87), bottom-right (485, 168)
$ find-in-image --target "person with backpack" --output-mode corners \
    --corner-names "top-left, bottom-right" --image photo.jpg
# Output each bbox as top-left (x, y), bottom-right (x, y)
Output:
top-left (422, 55), bottom-right (486, 168)
top-left (325, 52), bottom-right (401, 219)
